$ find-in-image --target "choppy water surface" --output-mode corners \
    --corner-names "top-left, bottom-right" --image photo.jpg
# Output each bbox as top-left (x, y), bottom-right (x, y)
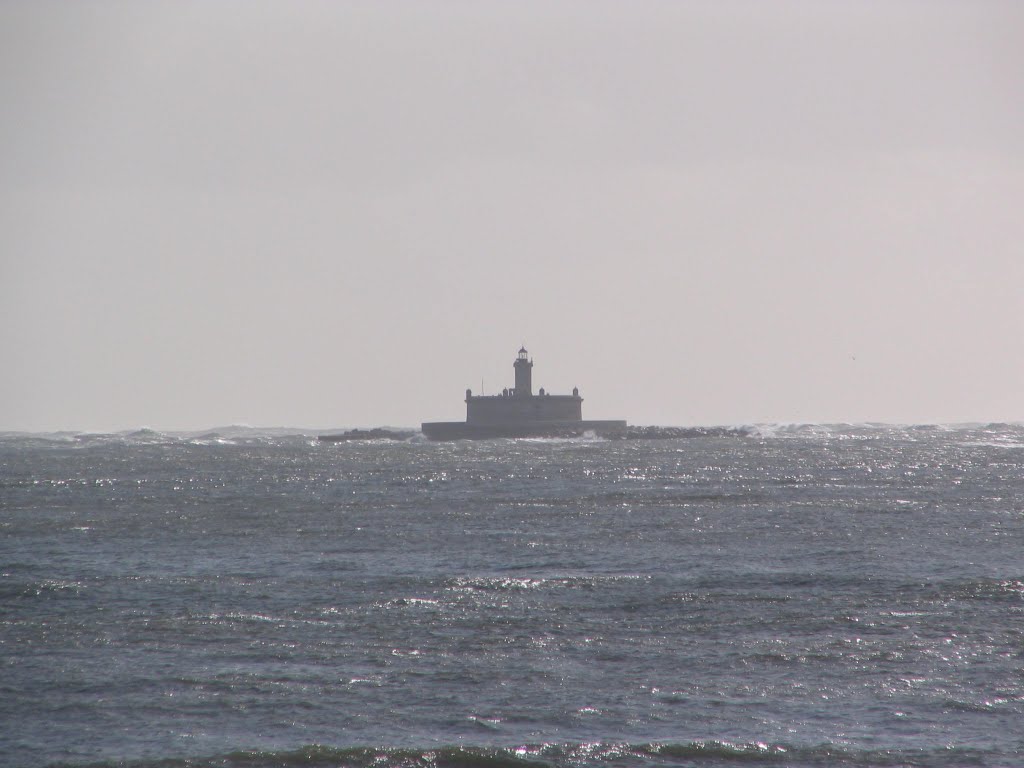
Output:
top-left (2, 424), bottom-right (1023, 767)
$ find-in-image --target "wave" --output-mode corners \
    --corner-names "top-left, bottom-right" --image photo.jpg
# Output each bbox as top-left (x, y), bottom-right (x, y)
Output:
top-left (940, 577), bottom-right (1024, 602)
top-left (621, 425), bottom-right (755, 439)
top-left (515, 431), bottom-right (610, 444)
top-left (0, 427), bottom-right (325, 449)
top-left (607, 420), bottom-right (996, 442)
top-left (5, 421), bottom-right (1024, 449)
top-left (737, 421), bottom-right (1024, 442)
top-left (44, 740), bottom-right (1010, 768)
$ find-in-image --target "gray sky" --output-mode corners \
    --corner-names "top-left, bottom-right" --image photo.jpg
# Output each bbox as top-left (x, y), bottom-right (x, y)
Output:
top-left (2, 1), bottom-right (1022, 431)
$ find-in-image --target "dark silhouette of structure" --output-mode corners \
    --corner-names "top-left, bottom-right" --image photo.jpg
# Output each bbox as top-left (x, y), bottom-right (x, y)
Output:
top-left (513, 346), bottom-right (533, 395)
top-left (421, 347), bottom-right (627, 440)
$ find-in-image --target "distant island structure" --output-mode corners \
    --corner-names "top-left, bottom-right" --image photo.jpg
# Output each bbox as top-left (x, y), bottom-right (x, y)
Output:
top-left (421, 347), bottom-right (628, 440)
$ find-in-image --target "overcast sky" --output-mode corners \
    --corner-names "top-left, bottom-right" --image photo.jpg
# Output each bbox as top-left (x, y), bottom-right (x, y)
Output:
top-left (2, 1), bottom-right (1022, 432)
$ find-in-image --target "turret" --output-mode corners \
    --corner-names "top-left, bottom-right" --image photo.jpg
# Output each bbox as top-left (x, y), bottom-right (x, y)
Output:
top-left (513, 346), bottom-right (533, 397)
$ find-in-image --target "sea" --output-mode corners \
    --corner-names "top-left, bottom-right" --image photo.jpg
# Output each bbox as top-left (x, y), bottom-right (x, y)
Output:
top-left (2, 423), bottom-right (1023, 768)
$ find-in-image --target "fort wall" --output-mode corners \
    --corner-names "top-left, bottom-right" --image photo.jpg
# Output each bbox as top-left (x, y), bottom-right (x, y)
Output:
top-left (467, 394), bottom-right (582, 425)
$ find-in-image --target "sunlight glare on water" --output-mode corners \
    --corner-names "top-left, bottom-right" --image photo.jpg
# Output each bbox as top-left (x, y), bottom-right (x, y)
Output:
top-left (1, 423), bottom-right (1023, 767)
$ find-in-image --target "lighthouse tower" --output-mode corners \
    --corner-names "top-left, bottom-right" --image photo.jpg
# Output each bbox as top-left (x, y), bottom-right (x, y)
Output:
top-left (513, 347), bottom-right (533, 397)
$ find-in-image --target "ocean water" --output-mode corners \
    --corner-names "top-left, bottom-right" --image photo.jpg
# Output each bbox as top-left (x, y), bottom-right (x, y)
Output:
top-left (2, 424), bottom-right (1023, 767)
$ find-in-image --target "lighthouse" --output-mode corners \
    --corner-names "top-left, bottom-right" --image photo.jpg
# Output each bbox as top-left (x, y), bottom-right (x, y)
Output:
top-left (513, 347), bottom-right (533, 397)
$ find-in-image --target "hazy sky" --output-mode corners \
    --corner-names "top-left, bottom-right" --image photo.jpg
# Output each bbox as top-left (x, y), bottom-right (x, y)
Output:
top-left (2, 1), bottom-right (1022, 431)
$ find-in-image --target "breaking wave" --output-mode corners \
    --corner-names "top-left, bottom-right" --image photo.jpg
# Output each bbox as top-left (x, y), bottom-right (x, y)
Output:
top-left (4, 422), bottom-right (1023, 449)
top-left (0, 426), bottom-right (324, 449)
top-left (45, 741), bottom-right (1008, 768)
